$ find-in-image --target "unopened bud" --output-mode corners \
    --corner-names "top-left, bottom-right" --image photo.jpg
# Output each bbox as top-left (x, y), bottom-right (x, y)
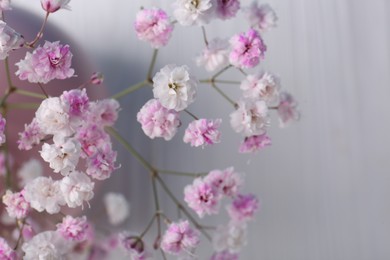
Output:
top-left (90, 72), bottom-right (104, 85)
top-left (40, 0), bottom-right (71, 13)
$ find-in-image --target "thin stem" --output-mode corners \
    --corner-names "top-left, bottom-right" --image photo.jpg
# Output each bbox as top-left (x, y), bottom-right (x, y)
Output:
top-left (199, 79), bottom-right (241, 85)
top-left (37, 83), bottom-right (49, 98)
top-left (7, 103), bottom-right (40, 110)
top-left (26, 12), bottom-right (50, 48)
top-left (212, 65), bottom-right (232, 80)
top-left (139, 215), bottom-right (156, 239)
top-left (184, 109), bottom-right (199, 120)
top-left (14, 88), bottom-right (46, 99)
top-left (238, 68), bottom-right (247, 76)
top-left (158, 169), bottom-right (207, 178)
top-left (111, 80), bottom-right (148, 100)
top-left (4, 57), bottom-right (12, 87)
top-left (201, 26), bottom-right (208, 46)
top-left (211, 82), bottom-right (236, 107)
top-left (13, 220), bottom-right (25, 250)
top-left (147, 49), bottom-right (159, 82)
top-left (151, 175), bottom-right (162, 248)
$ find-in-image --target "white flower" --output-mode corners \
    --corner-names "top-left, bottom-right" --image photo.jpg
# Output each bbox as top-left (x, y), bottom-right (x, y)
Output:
top-left (230, 99), bottom-right (270, 137)
top-left (40, 138), bottom-right (81, 176)
top-left (0, 21), bottom-right (24, 60)
top-left (104, 192), bottom-right (130, 225)
top-left (240, 71), bottom-right (281, 106)
top-left (173, 0), bottom-right (215, 26)
top-left (153, 64), bottom-right (197, 111)
top-left (0, 0), bottom-right (11, 11)
top-left (17, 159), bottom-right (43, 187)
top-left (24, 177), bottom-right (64, 214)
top-left (195, 38), bottom-right (230, 72)
top-left (213, 222), bottom-right (247, 253)
top-left (60, 171), bottom-right (94, 208)
top-left (245, 2), bottom-right (278, 32)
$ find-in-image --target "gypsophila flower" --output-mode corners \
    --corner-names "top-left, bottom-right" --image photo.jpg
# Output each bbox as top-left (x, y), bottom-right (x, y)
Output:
top-left (60, 88), bottom-right (89, 118)
top-left (229, 28), bottom-right (266, 69)
top-left (213, 222), bottom-right (247, 253)
top-left (76, 123), bottom-right (110, 157)
top-left (240, 71), bottom-right (281, 106)
top-left (104, 192), bottom-right (130, 226)
top-left (137, 99), bottom-right (180, 141)
top-left (153, 64), bottom-right (197, 111)
top-left (85, 143), bottom-right (118, 180)
top-left (57, 215), bottom-right (89, 242)
top-left (22, 231), bottom-right (70, 259)
top-left (230, 99), bottom-right (270, 137)
top-left (16, 41), bottom-right (74, 84)
top-left (88, 99), bottom-right (120, 126)
top-left (195, 38), bottom-right (230, 72)
top-left (277, 92), bottom-right (300, 127)
top-left (227, 193), bottom-right (259, 223)
top-left (0, 151), bottom-right (7, 177)
top-left (17, 159), bottom-right (43, 187)
top-left (184, 118), bottom-right (222, 147)
top-left (40, 0), bottom-right (71, 13)
top-left (0, 114), bottom-right (5, 145)
top-left (184, 177), bottom-right (220, 218)
top-left (60, 171), bottom-right (94, 208)
top-left (119, 233), bottom-right (151, 259)
top-left (173, 0), bottom-right (215, 26)
top-left (17, 118), bottom-right (46, 150)
top-left (0, 21), bottom-right (24, 60)
top-left (0, 237), bottom-right (16, 260)
top-left (245, 2), bottom-right (277, 32)
top-left (0, 0), bottom-right (11, 11)
top-left (239, 134), bottom-right (271, 153)
top-left (161, 220), bottom-right (200, 256)
top-left (210, 250), bottom-right (239, 260)
top-left (215, 0), bottom-right (240, 20)
top-left (134, 8), bottom-right (174, 49)
top-left (204, 167), bottom-right (242, 197)
top-left (2, 190), bottom-right (29, 219)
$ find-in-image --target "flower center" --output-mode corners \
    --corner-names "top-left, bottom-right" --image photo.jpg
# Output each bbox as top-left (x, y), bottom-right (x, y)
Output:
top-left (191, 0), bottom-right (199, 8)
top-left (168, 82), bottom-right (180, 91)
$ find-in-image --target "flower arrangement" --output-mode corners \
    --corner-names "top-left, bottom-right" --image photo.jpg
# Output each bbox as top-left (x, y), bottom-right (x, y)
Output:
top-left (0, 0), bottom-right (300, 259)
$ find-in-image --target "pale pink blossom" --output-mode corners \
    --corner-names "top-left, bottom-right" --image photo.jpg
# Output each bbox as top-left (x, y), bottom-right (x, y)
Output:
top-left (239, 134), bottom-right (271, 153)
top-left (22, 231), bottom-right (70, 259)
top-left (0, 21), bottom-right (24, 60)
top-left (0, 0), bottom-right (11, 11)
top-left (134, 8), bottom-right (174, 49)
top-left (0, 237), bottom-right (16, 260)
top-left (2, 190), bottom-right (29, 219)
top-left (173, 0), bottom-right (215, 26)
top-left (60, 88), bottom-right (89, 118)
top-left (227, 194), bottom-right (259, 223)
top-left (16, 41), bottom-right (74, 84)
top-left (215, 0), bottom-right (240, 20)
top-left (195, 38), bottom-right (230, 72)
top-left (161, 220), bottom-right (200, 256)
top-left (211, 250), bottom-right (239, 260)
top-left (60, 171), bottom-right (94, 208)
top-left (22, 223), bottom-right (36, 241)
top-left (76, 123), bottom-right (110, 157)
top-left (85, 143), bottom-right (117, 180)
top-left (40, 0), bottom-right (71, 13)
top-left (104, 192), bottom-right (130, 225)
top-left (17, 159), bottom-right (43, 187)
top-left (204, 167), bottom-right (242, 197)
top-left (17, 118), bottom-right (46, 150)
top-left (153, 64), bottom-right (197, 111)
top-left (245, 2), bottom-right (277, 32)
top-left (230, 99), bottom-right (269, 137)
top-left (137, 99), bottom-right (180, 141)
top-left (277, 92), bottom-right (300, 127)
top-left (229, 28), bottom-right (266, 69)
top-left (183, 118), bottom-right (222, 147)
top-left (119, 233), bottom-right (151, 259)
top-left (57, 215), bottom-right (89, 242)
top-left (0, 114), bottom-right (5, 145)
top-left (184, 177), bottom-right (220, 218)
top-left (88, 99), bottom-right (120, 127)
top-left (213, 222), bottom-right (247, 253)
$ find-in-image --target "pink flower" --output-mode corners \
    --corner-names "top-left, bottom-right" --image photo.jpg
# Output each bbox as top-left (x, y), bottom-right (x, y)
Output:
top-left (277, 92), bottom-right (300, 127)
top-left (0, 21), bottom-right (24, 60)
top-left (40, 0), bottom-right (71, 13)
top-left (0, 0), bottom-right (11, 11)
top-left (184, 178), bottom-right (220, 218)
top-left (134, 8), bottom-right (174, 49)
top-left (215, 0), bottom-right (240, 20)
top-left (60, 88), bottom-right (89, 118)
top-left (211, 250), bottom-right (239, 260)
top-left (57, 215), bottom-right (89, 242)
top-left (90, 72), bottom-right (104, 85)
top-left (0, 237), bottom-right (16, 260)
top-left (195, 38), bottom-right (230, 72)
top-left (86, 143), bottom-right (118, 180)
top-left (239, 134), bottom-right (271, 153)
top-left (245, 2), bottom-right (277, 32)
top-left (204, 167), bottom-right (242, 197)
top-left (88, 99), bottom-right (120, 127)
top-left (161, 220), bottom-right (200, 256)
top-left (16, 41), bottom-right (75, 84)
top-left (2, 190), bottom-right (30, 219)
top-left (76, 123), bottom-right (110, 157)
top-left (137, 99), bottom-right (180, 141)
top-left (227, 193), bottom-right (259, 223)
top-left (183, 118), bottom-right (222, 147)
top-left (0, 114), bottom-right (5, 145)
top-left (17, 119), bottom-right (46, 150)
top-left (229, 28), bottom-right (266, 69)
top-left (119, 233), bottom-right (151, 259)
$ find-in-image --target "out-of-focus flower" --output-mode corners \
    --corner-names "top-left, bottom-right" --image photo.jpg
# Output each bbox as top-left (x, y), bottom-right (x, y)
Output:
top-left (17, 159), bottom-right (43, 187)
top-left (60, 171), bottom-right (94, 208)
top-left (195, 38), bottom-right (230, 72)
top-left (213, 222), bottom-right (247, 253)
top-left (0, 0), bottom-right (11, 11)
top-left (0, 237), bottom-right (16, 260)
top-left (0, 114), bottom-right (5, 145)
top-left (173, 0), bottom-right (215, 26)
top-left (245, 2), bottom-right (277, 32)
top-left (210, 250), bottom-right (239, 260)
top-left (2, 190), bottom-right (30, 219)
top-left (22, 231), bottom-right (70, 259)
top-left (215, 0), bottom-right (240, 20)
top-left (227, 193), bottom-right (259, 223)
top-left (57, 215), bottom-right (89, 242)
top-left (183, 118), bottom-right (222, 147)
top-left (239, 134), bottom-right (271, 153)
top-left (17, 119), bottom-right (46, 151)
top-left (40, 0), bottom-right (71, 13)
top-left (119, 233), bottom-right (151, 259)
top-left (0, 21), bottom-right (24, 60)
top-left (104, 192), bottom-right (130, 226)
top-left (277, 92), bottom-right (300, 127)
top-left (204, 167), bottom-right (242, 197)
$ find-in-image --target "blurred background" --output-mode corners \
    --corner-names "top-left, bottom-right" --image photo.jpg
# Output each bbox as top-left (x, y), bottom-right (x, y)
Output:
top-left (9, 0), bottom-right (390, 259)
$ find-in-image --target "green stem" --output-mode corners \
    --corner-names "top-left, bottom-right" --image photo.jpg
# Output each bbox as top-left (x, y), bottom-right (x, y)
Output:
top-left (147, 49), bottom-right (159, 82)
top-left (211, 82), bottom-right (236, 107)
top-left (201, 26), bottom-right (208, 46)
top-left (37, 83), bottom-right (49, 98)
top-left (158, 169), bottom-right (207, 178)
top-left (4, 57), bottom-right (12, 87)
top-left (7, 103), bottom-right (40, 110)
top-left (212, 65), bottom-right (232, 80)
top-left (139, 214), bottom-right (156, 239)
top-left (111, 81), bottom-right (148, 100)
top-left (151, 175), bottom-right (162, 245)
top-left (14, 88), bottom-right (46, 99)
top-left (184, 109), bottom-right (199, 120)
top-left (26, 12), bottom-right (49, 48)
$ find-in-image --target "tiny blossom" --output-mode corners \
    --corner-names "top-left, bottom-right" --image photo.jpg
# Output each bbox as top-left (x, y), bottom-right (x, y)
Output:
top-left (134, 8), bottom-right (174, 48)
top-left (227, 194), bottom-right (259, 223)
top-left (0, 114), bottom-right (5, 145)
top-left (173, 0), bottom-right (215, 26)
top-left (17, 118), bottom-right (46, 150)
top-left (195, 38), bottom-right (230, 72)
top-left (161, 220), bottom-right (200, 256)
top-left (239, 134), bottom-right (271, 153)
top-left (24, 176), bottom-right (64, 214)
top-left (215, 0), bottom-right (240, 20)
top-left (119, 233), bottom-right (151, 259)
top-left (210, 250), bottom-right (239, 260)
top-left (60, 88), bottom-right (89, 118)
top-left (229, 28), bottom-right (266, 69)
top-left (90, 72), bottom-right (104, 85)
top-left (204, 167), bottom-right (242, 197)
top-left (16, 41), bottom-right (74, 84)
top-left (0, 0), bottom-right (11, 11)
top-left (40, 0), bottom-right (71, 13)
top-left (137, 99), bottom-right (180, 141)
top-left (183, 118), bottom-right (222, 147)
top-left (85, 143), bottom-right (117, 180)
top-left (0, 237), bottom-right (16, 260)
top-left (277, 92), bottom-right (300, 128)
top-left (60, 171), bottom-right (94, 208)
top-left (0, 21), bottom-right (24, 60)
top-left (184, 177), bottom-right (220, 218)
top-left (213, 222), bottom-right (247, 253)
top-left (245, 2), bottom-right (278, 32)
top-left (2, 190), bottom-right (30, 219)
top-left (88, 99), bottom-right (120, 127)
top-left (22, 224), bottom-right (36, 241)
top-left (104, 192), bottom-right (130, 225)
top-left (22, 231), bottom-right (70, 259)
top-left (76, 123), bottom-right (110, 157)
top-left (57, 215), bottom-right (89, 242)
top-left (17, 159), bottom-right (43, 187)
top-left (153, 64), bottom-right (197, 111)
top-left (240, 71), bottom-right (281, 106)
top-left (230, 99), bottom-right (270, 137)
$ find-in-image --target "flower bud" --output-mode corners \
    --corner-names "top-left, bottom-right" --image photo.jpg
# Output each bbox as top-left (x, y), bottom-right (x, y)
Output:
top-left (90, 72), bottom-right (104, 85)
top-left (40, 0), bottom-right (71, 13)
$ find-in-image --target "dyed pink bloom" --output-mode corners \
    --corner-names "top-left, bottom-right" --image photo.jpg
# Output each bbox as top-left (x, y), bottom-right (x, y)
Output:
top-left (239, 134), bottom-right (271, 153)
top-left (277, 92), bottom-right (300, 128)
top-left (211, 250), bottom-right (239, 260)
top-left (183, 118), bottom-right (222, 147)
top-left (0, 114), bottom-right (5, 145)
top-left (204, 167), bottom-right (242, 197)
top-left (161, 220), bottom-right (200, 256)
top-left (76, 124), bottom-right (110, 157)
top-left (0, 237), bottom-right (16, 260)
top-left (0, 21), bottom-right (24, 60)
top-left (88, 99), bottom-right (120, 127)
top-left (134, 8), bottom-right (174, 49)
top-left (17, 119), bottom-right (46, 150)
top-left (2, 190), bottom-right (29, 219)
top-left (196, 38), bottom-right (230, 72)
top-left (137, 99), bottom-right (180, 141)
top-left (86, 143), bottom-right (117, 180)
top-left (57, 215), bottom-right (89, 242)
top-left (184, 178), bottom-right (220, 218)
top-left (60, 88), bottom-right (89, 118)
top-left (40, 0), bottom-right (71, 13)
top-left (0, 0), bottom-right (11, 11)
top-left (16, 41), bottom-right (74, 84)
top-left (90, 72), bottom-right (104, 85)
top-left (229, 28), bottom-right (266, 69)
top-left (215, 0), bottom-right (240, 20)
top-left (119, 233), bottom-right (151, 260)
top-left (227, 193), bottom-right (259, 223)
top-left (245, 2), bottom-right (277, 32)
